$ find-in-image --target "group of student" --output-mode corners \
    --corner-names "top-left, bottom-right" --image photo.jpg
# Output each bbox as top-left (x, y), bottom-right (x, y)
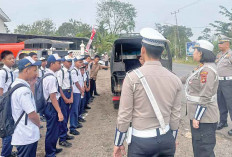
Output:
top-left (0, 50), bottom-right (106, 157)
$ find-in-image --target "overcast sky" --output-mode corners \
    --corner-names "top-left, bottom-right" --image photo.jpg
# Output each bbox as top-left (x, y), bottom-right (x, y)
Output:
top-left (1, 0), bottom-right (232, 40)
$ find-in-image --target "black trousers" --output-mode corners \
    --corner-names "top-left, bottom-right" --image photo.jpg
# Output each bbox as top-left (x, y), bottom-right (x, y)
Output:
top-left (217, 80), bottom-right (232, 123)
top-left (128, 131), bottom-right (175, 157)
top-left (16, 141), bottom-right (38, 157)
top-left (90, 79), bottom-right (97, 97)
top-left (190, 120), bottom-right (217, 157)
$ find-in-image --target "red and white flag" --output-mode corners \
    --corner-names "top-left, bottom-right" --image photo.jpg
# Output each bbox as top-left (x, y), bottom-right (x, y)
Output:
top-left (85, 26), bottom-right (96, 53)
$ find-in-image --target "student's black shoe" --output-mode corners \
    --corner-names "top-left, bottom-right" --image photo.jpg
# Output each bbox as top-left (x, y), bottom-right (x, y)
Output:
top-left (79, 118), bottom-right (86, 123)
top-left (70, 130), bottom-right (80, 135)
top-left (85, 106), bottom-right (91, 109)
top-left (59, 141), bottom-right (72, 148)
top-left (91, 96), bottom-right (95, 99)
top-left (55, 148), bottom-right (63, 154)
top-left (76, 123), bottom-right (83, 128)
top-left (83, 110), bottom-right (88, 114)
top-left (66, 135), bottom-right (75, 140)
top-left (217, 122), bottom-right (228, 130)
top-left (228, 129), bottom-right (232, 136)
top-left (95, 93), bottom-right (100, 96)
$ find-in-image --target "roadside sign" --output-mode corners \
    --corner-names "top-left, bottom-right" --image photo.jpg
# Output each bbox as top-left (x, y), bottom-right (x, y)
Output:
top-left (186, 42), bottom-right (196, 56)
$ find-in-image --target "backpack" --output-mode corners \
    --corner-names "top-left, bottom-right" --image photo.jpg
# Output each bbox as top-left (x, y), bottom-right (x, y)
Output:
top-left (1, 68), bottom-right (8, 83)
top-left (34, 73), bottom-right (53, 113)
top-left (0, 83), bottom-right (27, 138)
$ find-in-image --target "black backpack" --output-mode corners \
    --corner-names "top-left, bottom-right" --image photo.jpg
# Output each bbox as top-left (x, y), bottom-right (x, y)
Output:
top-left (34, 73), bottom-right (54, 113)
top-left (0, 83), bottom-right (27, 138)
top-left (1, 68), bottom-right (8, 83)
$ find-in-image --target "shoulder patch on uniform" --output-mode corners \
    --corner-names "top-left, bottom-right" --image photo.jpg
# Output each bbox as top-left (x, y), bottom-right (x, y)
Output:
top-left (200, 71), bottom-right (208, 83)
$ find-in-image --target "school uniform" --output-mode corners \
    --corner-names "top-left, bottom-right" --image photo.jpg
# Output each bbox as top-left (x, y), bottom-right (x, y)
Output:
top-left (43, 68), bottom-right (61, 157)
top-left (39, 66), bottom-right (47, 78)
top-left (0, 65), bottom-right (15, 157)
top-left (79, 71), bottom-right (86, 117)
top-left (70, 67), bottom-right (82, 132)
top-left (57, 66), bottom-right (72, 142)
top-left (84, 70), bottom-right (91, 108)
top-left (11, 78), bottom-right (40, 157)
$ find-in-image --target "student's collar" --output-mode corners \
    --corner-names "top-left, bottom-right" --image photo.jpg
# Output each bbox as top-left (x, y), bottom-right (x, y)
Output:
top-left (15, 78), bottom-right (30, 88)
top-left (63, 66), bottom-right (69, 71)
top-left (3, 65), bottom-right (13, 72)
top-left (46, 68), bottom-right (55, 75)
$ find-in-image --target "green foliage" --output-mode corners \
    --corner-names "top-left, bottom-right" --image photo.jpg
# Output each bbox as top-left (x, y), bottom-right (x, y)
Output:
top-left (57, 19), bottom-right (91, 37)
top-left (198, 28), bottom-right (211, 40)
top-left (210, 6), bottom-right (232, 37)
top-left (155, 23), bottom-right (193, 58)
top-left (97, 0), bottom-right (137, 34)
top-left (14, 19), bottom-right (56, 35)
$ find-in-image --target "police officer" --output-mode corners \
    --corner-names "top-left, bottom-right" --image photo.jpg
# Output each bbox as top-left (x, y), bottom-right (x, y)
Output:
top-left (182, 40), bottom-right (219, 157)
top-left (43, 54), bottom-right (64, 156)
top-left (57, 55), bottom-right (74, 148)
top-left (215, 35), bottom-right (232, 135)
top-left (113, 28), bottom-right (182, 157)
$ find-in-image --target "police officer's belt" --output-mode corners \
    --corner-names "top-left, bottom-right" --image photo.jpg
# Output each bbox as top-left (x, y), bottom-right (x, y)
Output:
top-left (218, 76), bottom-right (232, 80)
top-left (186, 95), bottom-right (217, 103)
top-left (132, 125), bottom-right (170, 138)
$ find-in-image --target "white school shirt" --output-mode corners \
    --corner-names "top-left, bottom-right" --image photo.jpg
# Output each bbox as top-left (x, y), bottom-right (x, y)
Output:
top-left (57, 66), bottom-right (72, 90)
top-left (14, 69), bottom-right (19, 79)
top-left (71, 67), bottom-right (82, 94)
top-left (43, 68), bottom-right (60, 102)
top-left (0, 65), bottom-right (15, 93)
top-left (39, 66), bottom-right (47, 78)
top-left (11, 78), bottom-right (40, 145)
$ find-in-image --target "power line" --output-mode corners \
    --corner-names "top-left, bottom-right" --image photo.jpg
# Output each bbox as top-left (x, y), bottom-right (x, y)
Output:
top-left (177, 0), bottom-right (204, 11)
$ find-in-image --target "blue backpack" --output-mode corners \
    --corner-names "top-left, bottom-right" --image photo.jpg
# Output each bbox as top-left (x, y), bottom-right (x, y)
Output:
top-left (35, 73), bottom-right (53, 113)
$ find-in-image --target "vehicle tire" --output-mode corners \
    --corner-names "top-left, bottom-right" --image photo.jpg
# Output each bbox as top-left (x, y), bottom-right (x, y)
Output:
top-left (113, 101), bottom-right (119, 109)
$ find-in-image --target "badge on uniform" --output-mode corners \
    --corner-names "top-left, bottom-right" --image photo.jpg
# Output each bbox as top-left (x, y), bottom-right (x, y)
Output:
top-left (200, 71), bottom-right (208, 83)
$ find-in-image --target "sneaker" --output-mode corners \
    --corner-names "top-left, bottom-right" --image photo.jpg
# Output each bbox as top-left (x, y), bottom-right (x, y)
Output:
top-left (79, 118), bottom-right (86, 123)
top-left (217, 122), bottom-right (228, 130)
top-left (76, 123), bottom-right (83, 128)
top-left (70, 130), bottom-right (80, 135)
top-left (59, 141), bottom-right (72, 148)
top-left (85, 106), bottom-right (91, 109)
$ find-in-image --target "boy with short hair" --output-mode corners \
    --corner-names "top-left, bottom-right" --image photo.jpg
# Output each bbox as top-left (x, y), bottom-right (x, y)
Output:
top-left (57, 56), bottom-right (74, 147)
top-left (43, 54), bottom-right (64, 156)
top-left (11, 56), bottom-right (41, 157)
top-left (0, 50), bottom-right (16, 157)
top-left (39, 57), bottom-right (47, 78)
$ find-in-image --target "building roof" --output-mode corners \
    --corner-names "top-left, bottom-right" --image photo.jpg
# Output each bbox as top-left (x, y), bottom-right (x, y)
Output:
top-left (0, 8), bottom-right (11, 22)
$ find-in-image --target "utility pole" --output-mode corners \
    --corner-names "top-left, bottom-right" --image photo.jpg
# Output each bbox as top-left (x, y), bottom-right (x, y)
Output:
top-left (171, 10), bottom-right (181, 58)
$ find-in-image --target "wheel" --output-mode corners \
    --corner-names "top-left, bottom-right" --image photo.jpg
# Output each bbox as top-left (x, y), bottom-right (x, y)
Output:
top-left (113, 101), bottom-right (119, 109)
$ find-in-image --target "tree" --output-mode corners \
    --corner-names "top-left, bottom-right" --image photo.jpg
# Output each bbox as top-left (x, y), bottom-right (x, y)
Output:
top-left (210, 6), bottom-right (232, 37)
top-left (56, 19), bottom-right (91, 37)
top-left (14, 19), bottom-right (56, 35)
top-left (198, 28), bottom-right (211, 40)
top-left (155, 23), bottom-right (193, 58)
top-left (96, 0), bottom-right (137, 34)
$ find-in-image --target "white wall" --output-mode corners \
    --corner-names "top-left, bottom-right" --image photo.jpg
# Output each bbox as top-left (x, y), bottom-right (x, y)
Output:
top-left (0, 18), bottom-right (6, 33)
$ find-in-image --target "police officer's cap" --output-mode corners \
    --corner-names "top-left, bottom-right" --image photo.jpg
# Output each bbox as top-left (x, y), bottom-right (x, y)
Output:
top-left (74, 55), bottom-right (85, 62)
top-left (140, 28), bottom-right (168, 47)
top-left (18, 56), bottom-right (41, 71)
top-left (218, 35), bottom-right (231, 44)
top-left (193, 40), bottom-right (214, 52)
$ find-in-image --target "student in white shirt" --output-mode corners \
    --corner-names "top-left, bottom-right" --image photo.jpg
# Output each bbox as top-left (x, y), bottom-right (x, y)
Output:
top-left (79, 66), bottom-right (87, 120)
top-left (84, 61), bottom-right (91, 110)
top-left (43, 54), bottom-right (64, 156)
top-left (57, 56), bottom-right (74, 148)
top-left (70, 56), bottom-right (84, 135)
top-left (14, 53), bottom-right (28, 79)
top-left (11, 56), bottom-right (41, 157)
top-left (38, 57), bottom-right (47, 78)
top-left (0, 50), bottom-right (16, 157)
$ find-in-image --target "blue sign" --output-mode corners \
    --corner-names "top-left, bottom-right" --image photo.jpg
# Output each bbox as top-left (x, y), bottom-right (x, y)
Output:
top-left (186, 42), bottom-right (196, 56)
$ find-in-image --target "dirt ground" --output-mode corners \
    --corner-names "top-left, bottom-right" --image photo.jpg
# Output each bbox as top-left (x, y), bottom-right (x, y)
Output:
top-left (1, 68), bottom-right (232, 157)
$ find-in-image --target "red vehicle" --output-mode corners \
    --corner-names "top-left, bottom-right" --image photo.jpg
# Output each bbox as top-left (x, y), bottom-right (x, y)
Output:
top-left (0, 42), bottom-right (25, 58)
